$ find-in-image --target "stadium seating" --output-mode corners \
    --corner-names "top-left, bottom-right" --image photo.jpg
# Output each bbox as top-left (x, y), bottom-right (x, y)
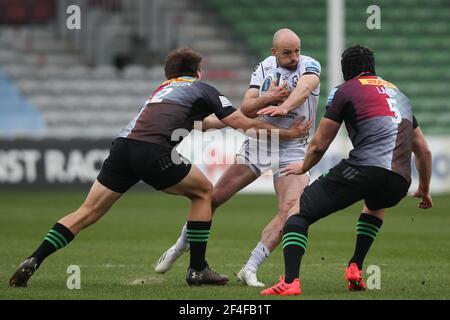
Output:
top-left (0, 0), bottom-right (254, 138)
top-left (0, 0), bottom-right (55, 24)
top-left (207, 0), bottom-right (450, 134)
top-left (0, 27), bottom-right (151, 138)
top-left (206, 0), bottom-right (329, 118)
top-left (1, 0), bottom-right (448, 138)
top-left (346, 0), bottom-right (450, 134)
top-left (0, 69), bottom-right (45, 136)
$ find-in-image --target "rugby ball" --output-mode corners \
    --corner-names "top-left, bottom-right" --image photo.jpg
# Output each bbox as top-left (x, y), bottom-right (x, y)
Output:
top-left (259, 71), bottom-right (286, 97)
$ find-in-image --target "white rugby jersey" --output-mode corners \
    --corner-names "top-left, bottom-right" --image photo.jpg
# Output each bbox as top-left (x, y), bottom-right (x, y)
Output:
top-left (249, 55), bottom-right (321, 148)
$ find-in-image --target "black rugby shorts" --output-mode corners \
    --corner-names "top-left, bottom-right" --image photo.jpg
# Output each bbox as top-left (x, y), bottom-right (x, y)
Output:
top-left (97, 138), bottom-right (191, 193)
top-left (299, 160), bottom-right (410, 223)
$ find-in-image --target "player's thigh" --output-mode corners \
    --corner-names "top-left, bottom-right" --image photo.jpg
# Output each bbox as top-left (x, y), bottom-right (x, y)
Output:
top-left (82, 179), bottom-right (123, 215)
top-left (274, 173), bottom-right (310, 215)
top-left (97, 138), bottom-right (140, 194)
top-left (163, 165), bottom-right (213, 199)
top-left (213, 162), bottom-right (258, 204)
top-left (300, 163), bottom-right (368, 223)
top-left (135, 144), bottom-right (193, 191)
top-left (364, 172), bottom-right (410, 210)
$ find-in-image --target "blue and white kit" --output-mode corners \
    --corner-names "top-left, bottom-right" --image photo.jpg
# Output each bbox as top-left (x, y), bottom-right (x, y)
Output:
top-left (236, 55), bottom-right (321, 179)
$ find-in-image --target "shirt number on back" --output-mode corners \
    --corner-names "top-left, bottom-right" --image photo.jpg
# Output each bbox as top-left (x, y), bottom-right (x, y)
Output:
top-left (387, 98), bottom-right (401, 124)
top-left (150, 87), bottom-right (174, 103)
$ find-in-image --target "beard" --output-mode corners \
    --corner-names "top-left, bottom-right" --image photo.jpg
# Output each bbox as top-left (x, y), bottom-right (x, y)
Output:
top-left (280, 61), bottom-right (298, 71)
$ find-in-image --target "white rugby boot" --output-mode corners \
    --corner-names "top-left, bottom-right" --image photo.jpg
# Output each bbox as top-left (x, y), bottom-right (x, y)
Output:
top-left (237, 265), bottom-right (265, 287)
top-left (154, 244), bottom-right (189, 274)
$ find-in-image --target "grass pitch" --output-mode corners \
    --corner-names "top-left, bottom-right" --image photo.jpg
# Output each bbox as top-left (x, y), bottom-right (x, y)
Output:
top-left (0, 191), bottom-right (449, 300)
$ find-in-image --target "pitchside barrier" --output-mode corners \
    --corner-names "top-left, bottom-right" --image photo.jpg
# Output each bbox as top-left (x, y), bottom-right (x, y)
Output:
top-left (0, 132), bottom-right (449, 193)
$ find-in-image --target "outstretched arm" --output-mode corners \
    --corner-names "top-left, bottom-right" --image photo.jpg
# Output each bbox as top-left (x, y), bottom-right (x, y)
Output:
top-left (221, 110), bottom-right (312, 140)
top-left (281, 118), bottom-right (341, 175)
top-left (202, 114), bottom-right (226, 131)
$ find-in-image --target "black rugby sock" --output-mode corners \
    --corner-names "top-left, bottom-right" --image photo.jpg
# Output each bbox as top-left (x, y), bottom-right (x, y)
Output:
top-left (30, 223), bottom-right (75, 267)
top-left (283, 214), bottom-right (309, 284)
top-left (187, 220), bottom-right (211, 271)
top-left (349, 213), bottom-right (383, 269)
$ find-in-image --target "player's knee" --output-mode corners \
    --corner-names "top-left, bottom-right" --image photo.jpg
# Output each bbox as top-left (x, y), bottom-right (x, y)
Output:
top-left (298, 189), bottom-right (320, 224)
top-left (277, 198), bottom-right (298, 217)
top-left (203, 180), bottom-right (214, 197)
top-left (211, 194), bottom-right (221, 212)
top-left (191, 179), bottom-right (213, 201)
top-left (211, 186), bottom-right (228, 210)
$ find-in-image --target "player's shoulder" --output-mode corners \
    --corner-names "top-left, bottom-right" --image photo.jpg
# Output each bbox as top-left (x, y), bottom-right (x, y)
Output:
top-left (300, 54), bottom-right (320, 64)
top-left (195, 80), bottom-right (232, 104)
top-left (299, 55), bottom-right (321, 74)
top-left (194, 80), bottom-right (219, 93)
top-left (326, 83), bottom-right (346, 104)
top-left (256, 56), bottom-right (277, 70)
top-left (261, 55), bottom-right (277, 65)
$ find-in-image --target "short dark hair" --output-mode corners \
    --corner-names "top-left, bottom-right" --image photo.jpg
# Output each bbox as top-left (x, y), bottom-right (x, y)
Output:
top-left (341, 45), bottom-right (376, 81)
top-left (164, 47), bottom-right (202, 79)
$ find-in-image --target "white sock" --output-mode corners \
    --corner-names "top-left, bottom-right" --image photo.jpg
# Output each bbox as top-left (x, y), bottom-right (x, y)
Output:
top-left (245, 242), bottom-right (270, 271)
top-left (175, 223), bottom-right (189, 251)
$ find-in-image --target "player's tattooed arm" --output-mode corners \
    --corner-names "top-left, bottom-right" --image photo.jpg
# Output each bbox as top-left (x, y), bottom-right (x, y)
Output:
top-left (257, 74), bottom-right (320, 117)
top-left (282, 118), bottom-right (340, 175)
top-left (412, 127), bottom-right (433, 209)
top-left (240, 86), bottom-right (289, 118)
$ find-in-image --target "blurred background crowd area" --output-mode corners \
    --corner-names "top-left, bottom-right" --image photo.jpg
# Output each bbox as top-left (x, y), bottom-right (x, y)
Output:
top-left (0, 0), bottom-right (449, 139)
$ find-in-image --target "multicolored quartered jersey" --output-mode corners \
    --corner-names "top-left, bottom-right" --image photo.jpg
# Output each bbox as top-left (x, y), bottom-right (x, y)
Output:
top-left (119, 76), bottom-right (236, 147)
top-left (324, 74), bottom-right (418, 183)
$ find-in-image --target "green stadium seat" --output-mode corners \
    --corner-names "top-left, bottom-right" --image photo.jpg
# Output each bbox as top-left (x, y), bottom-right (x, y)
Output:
top-left (345, 0), bottom-right (449, 133)
top-left (207, 0), bottom-right (449, 133)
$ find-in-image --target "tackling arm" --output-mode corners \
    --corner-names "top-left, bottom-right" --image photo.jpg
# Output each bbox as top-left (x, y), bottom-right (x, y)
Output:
top-left (202, 114), bottom-right (226, 131)
top-left (221, 110), bottom-right (312, 140)
top-left (281, 118), bottom-right (341, 175)
top-left (301, 118), bottom-right (341, 171)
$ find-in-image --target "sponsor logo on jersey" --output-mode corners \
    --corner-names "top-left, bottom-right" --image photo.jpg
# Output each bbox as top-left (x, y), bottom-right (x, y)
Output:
top-left (219, 96), bottom-right (232, 107)
top-left (162, 77), bottom-right (196, 86)
top-left (291, 75), bottom-right (299, 88)
top-left (359, 78), bottom-right (397, 88)
top-left (305, 60), bottom-right (320, 74)
top-left (260, 77), bottom-right (272, 94)
top-left (149, 77), bottom-right (196, 101)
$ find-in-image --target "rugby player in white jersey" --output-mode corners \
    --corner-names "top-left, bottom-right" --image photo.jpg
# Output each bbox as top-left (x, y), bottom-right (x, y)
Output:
top-left (154, 29), bottom-right (321, 287)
